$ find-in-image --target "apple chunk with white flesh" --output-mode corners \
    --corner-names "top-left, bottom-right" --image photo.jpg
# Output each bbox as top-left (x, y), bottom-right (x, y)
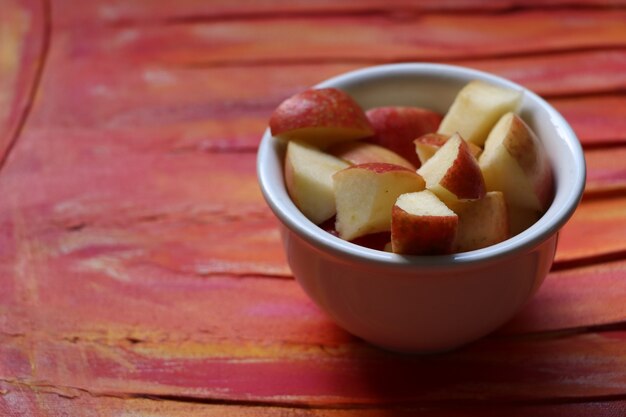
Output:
top-left (447, 191), bottom-right (509, 253)
top-left (270, 88), bottom-right (374, 148)
top-left (327, 141), bottom-right (415, 170)
top-left (438, 80), bottom-right (523, 146)
top-left (414, 133), bottom-right (482, 165)
top-left (333, 163), bottom-right (425, 241)
top-left (391, 190), bottom-right (458, 255)
top-left (479, 112), bottom-right (553, 235)
top-left (284, 140), bottom-right (349, 224)
top-left (417, 133), bottom-right (486, 206)
top-left (365, 106), bottom-right (443, 167)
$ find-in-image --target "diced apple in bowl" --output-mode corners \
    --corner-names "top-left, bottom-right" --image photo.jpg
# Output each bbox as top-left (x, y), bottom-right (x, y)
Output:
top-left (365, 106), bottom-right (443, 167)
top-left (391, 190), bottom-right (458, 255)
top-left (270, 88), bottom-right (374, 148)
top-left (414, 133), bottom-right (482, 165)
top-left (417, 133), bottom-right (486, 206)
top-left (438, 80), bottom-right (522, 146)
top-left (333, 163), bottom-right (425, 241)
top-left (284, 140), bottom-right (349, 224)
top-left (327, 141), bottom-right (415, 170)
top-left (269, 80), bottom-right (553, 256)
top-left (479, 112), bottom-right (553, 235)
top-left (447, 191), bottom-right (509, 253)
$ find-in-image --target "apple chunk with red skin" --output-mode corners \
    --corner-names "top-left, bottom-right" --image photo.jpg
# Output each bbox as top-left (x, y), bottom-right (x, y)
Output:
top-left (365, 106), bottom-right (443, 167)
top-left (284, 140), bottom-right (349, 224)
top-left (333, 163), bottom-right (425, 241)
top-left (479, 112), bottom-right (553, 235)
top-left (447, 191), bottom-right (510, 253)
top-left (391, 190), bottom-right (458, 255)
top-left (438, 80), bottom-right (523, 147)
top-left (327, 141), bottom-right (415, 170)
top-left (417, 133), bottom-right (486, 206)
top-left (414, 133), bottom-right (482, 165)
top-left (270, 88), bottom-right (373, 148)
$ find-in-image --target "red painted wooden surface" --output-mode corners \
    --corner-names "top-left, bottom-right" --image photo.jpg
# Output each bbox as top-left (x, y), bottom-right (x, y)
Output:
top-left (2, 0), bottom-right (626, 415)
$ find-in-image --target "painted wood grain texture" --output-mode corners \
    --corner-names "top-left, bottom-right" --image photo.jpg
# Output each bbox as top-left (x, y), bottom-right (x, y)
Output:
top-left (50, 0), bottom-right (626, 26)
top-left (0, 0), bottom-right (47, 163)
top-left (64, 10), bottom-right (626, 65)
top-left (1, 329), bottom-right (626, 405)
top-left (2, 0), bottom-right (626, 415)
top-left (2, 382), bottom-right (626, 417)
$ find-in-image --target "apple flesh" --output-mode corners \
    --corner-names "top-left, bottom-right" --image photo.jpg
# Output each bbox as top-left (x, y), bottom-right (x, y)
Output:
top-left (327, 141), bottom-right (415, 170)
top-left (391, 190), bottom-right (458, 255)
top-left (417, 133), bottom-right (486, 206)
top-left (438, 80), bottom-right (523, 146)
top-left (447, 191), bottom-right (509, 252)
top-left (479, 112), bottom-right (553, 235)
top-left (365, 106), bottom-right (443, 167)
top-left (270, 88), bottom-right (374, 148)
top-left (414, 133), bottom-right (482, 165)
top-left (333, 163), bottom-right (425, 241)
top-left (284, 140), bottom-right (349, 224)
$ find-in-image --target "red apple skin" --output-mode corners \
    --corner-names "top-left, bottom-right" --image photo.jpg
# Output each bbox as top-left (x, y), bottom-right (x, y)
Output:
top-left (269, 88), bottom-right (373, 141)
top-left (414, 133), bottom-right (449, 165)
top-left (415, 133), bottom-right (449, 147)
top-left (327, 141), bottom-right (415, 170)
top-left (414, 133), bottom-right (483, 165)
top-left (365, 106), bottom-right (443, 167)
top-left (391, 206), bottom-right (458, 255)
top-left (440, 138), bottom-right (486, 200)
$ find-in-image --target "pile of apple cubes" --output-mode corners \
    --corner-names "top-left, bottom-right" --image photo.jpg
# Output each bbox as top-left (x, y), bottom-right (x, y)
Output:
top-left (270, 81), bottom-right (552, 255)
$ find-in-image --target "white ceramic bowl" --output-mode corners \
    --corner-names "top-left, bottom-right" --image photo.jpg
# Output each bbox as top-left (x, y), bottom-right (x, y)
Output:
top-left (257, 63), bottom-right (585, 353)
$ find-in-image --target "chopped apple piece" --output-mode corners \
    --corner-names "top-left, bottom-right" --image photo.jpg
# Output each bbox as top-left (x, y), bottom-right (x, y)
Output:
top-left (365, 106), bottom-right (443, 167)
top-left (327, 141), bottom-right (415, 170)
top-left (333, 163), bottom-right (425, 241)
top-left (479, 112), bottom-right (553, 235)
top-left (414, 133), bottom-right (482, 165)
top-left (270, 88), bottom-right (373, 148)
top-left (438, 80), bottom-right (523, 146)
top-left (447, 191), bottom-right (509, 252)
top-left (284, 140), bottom-right (349, 224)
top-left (417, 133), bottom-right (486, 205)
top-left (391, 190), bottom-right (458, 255)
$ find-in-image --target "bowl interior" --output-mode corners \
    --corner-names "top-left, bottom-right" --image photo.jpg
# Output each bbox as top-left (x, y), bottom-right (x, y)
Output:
top-left (257, 63), bottom-right (586, 268)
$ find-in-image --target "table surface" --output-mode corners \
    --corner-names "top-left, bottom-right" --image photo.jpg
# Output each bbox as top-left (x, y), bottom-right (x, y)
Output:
top-left (2, 0), bottom-right (626, 415)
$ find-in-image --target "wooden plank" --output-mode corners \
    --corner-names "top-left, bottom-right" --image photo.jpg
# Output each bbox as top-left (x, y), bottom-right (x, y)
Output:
top-left (461, 49), bottom-right (626, 97)
top-left (25, 58), bottom-right (626, 153)
top-left (555, 195), bottom-right (626, 265)
top-left (0, 0), bottom-right (47, 162)
top-left (551, 95), bottom-right (626, 147)
top-left (44, 10), bottom-right (626, 66)
top-left (585, 146), bottom-right (626, 195)
top-left (1, 330), bottom-right (625, 406)
top-left (2, 193), bottom-right (626, 351)
top-left (502, 258), bottom-right (626, 333)
top-left (0, 135), bottom-right (290, 282)
top-left (50, 0), bottom-right (626, 27)
top-left (2, 381), bottom-right (626, 417)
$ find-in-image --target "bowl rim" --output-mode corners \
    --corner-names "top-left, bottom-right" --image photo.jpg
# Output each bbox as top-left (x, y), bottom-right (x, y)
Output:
top-left (257, 62), bottom-right (586, 271)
